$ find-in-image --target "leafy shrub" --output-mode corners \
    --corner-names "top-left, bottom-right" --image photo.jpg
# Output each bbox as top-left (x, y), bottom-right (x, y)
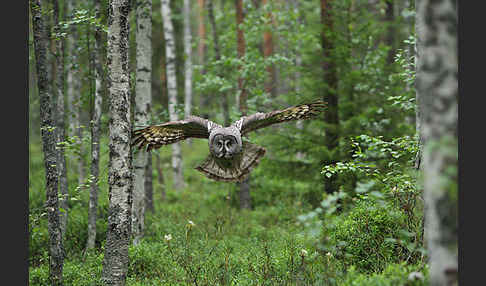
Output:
top-left (339, 262), bottom-right (428, 286)
top-left (328, 198), bottom-right (410, 273)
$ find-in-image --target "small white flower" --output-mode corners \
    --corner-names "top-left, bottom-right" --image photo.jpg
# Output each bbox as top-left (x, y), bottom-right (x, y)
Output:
top-left (300, 249), bottom-right (308, 257)
top-left (408, 271), bottom-right (424, 281)
top-left (164, 234), bottom-right (172, 242)
top-left (188, 220), bottom-right (196, 227)
top-left (326, 252), bottom-right (333, 257)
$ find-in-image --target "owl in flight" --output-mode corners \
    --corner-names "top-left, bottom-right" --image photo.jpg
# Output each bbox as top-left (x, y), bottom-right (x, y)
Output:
top-left (132, 100), bottom-right (326, 182)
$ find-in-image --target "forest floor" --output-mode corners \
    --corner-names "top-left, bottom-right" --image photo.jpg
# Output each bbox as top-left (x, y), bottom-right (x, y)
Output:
top-left (29, 137), bottom-right (428, 285)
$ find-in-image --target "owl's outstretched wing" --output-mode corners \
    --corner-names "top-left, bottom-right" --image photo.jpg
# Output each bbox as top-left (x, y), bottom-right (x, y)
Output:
top-left (234, 100), bottom-right (326, 135)
top-left (132, 116), bottom-right (219, 151)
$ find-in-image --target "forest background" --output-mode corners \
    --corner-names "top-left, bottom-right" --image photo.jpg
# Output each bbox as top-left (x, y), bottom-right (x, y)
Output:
top-left (28, 0), bottom-right (457, 285)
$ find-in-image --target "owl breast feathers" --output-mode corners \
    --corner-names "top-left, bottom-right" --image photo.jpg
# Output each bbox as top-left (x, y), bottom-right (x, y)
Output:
top-left (132, 100), bottom-right (326, 182)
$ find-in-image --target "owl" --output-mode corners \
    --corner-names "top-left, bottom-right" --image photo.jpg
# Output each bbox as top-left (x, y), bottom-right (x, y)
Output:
top-left (132, 100), bottom-right (326, 182)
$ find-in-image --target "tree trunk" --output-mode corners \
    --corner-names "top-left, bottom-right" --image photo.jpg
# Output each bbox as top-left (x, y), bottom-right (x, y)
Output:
top-left (50, 0), bottom-right (69, 239)
top-left (155, 153), bottom-right (166, 200)
top-left (385, 0), bottom-right (395, 65)
top-left (208, 0), bottom-right (230, 126)
top-left (86, 0), bottom-right (105, 251)
top-left (161, 0), bottom-right (185, 191)
top-left (183, 0), bottom-right (193, 120)
top-left (66, 0), bottom-right (86, 187)
top-left (132, 0), bottom-right (152, 245)
top-left (235, 0), bottom-right (251, 209)
top-left (321, 0), bottom-right (339, 194)
top-left (293, 0), bottom-right (304, 160)
top-left (145, 153), bottom-right (154, 212)
top-left (101, 0), bottom-right (133, 284)
top-left (262, 0), bottom-right (276, 98)
top-left (31, 0), bottom-right (65, 284)
top-left (197, 0), bottom-right (209, 118)
top-left (416, 0), bottom-right (458, 285)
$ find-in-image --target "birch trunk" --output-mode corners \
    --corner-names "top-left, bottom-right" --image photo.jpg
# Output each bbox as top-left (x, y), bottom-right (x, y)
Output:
top-left (416, 0), bottom-right (458, 285)
top-left (86, 0), bottom-right (105, 251)
top-left (161, 0), bottom-right (185, 190)
top-left (132, 0), bottom-right (152, 245)
top-left (101, 0), bottom-right (133, 284)
top-left (50, 0), bottom-right (69, 239)
top-left (31, 0), bottom-right (65, 284)
top-left (208, 0), bottom-right (230, 126)
top-left (183, 0), bottom-right (193, 120)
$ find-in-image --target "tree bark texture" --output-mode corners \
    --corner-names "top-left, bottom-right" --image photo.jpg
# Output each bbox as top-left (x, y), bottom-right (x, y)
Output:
top-left (31, 0), bottom-right (65, 284)
top-left (197, 0), bottom-right (209, 118)
top-left (235, 0), bottom-right (247, 113)
top-left (183, 0), bottom-right (193, 120)
top-left (161, 0), bottom-right (185, 190)
top-left (321, 0), bottom-right (339, 194)
top-left (132, 0), bottom-right (152, 245)
top-left (262, 0), bottom-right (276, 98)
top-left (101, 0), bottom-right (133, 284)
top-left (155, 153), bottom-right (166, 200)
top-left (208, 0), bottom-right (230, 126)
top-left (293, 0), bottom-right (304, 160)
top-left (51, 0), bottom-right (69, 239)
top-left (385, 0), bottom-right (396, 65)
top-left (235, 0), bottom-right (251, 209)
top-left (145, 153), bottom-right (154, 212)
top-left (416, 0), bottom-right (457, 285)
top-left (66, 0), bottom-right (86, 187)
top-left (86, 0), bottom-right (105, 251)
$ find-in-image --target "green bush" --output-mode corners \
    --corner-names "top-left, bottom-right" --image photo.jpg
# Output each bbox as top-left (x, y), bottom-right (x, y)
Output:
top-left (329, 198), bottom-right (410, 273)
top-left (339, 262), bottom-right (428, 286)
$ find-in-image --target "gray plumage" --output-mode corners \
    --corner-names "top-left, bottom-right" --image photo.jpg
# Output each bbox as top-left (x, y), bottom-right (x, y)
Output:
top-left (132, 100), bottom-right (326, 182)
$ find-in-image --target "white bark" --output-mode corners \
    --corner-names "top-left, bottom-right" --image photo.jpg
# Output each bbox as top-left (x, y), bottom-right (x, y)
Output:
top-left (416, 0), bottom-right (458, 285)
top-left (132, 0), bottom-right (152, 245)
top-left (183, 0), bottom-right (193, 119)
top-left (161, 0), bottom-right (185, 190)
top-left (101, 0), bottom-right (133, 284)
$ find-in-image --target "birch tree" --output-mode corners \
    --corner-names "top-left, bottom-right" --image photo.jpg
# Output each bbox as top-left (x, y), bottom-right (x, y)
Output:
top-left (132, 0), bottom-right (152, 245)
top-left (183, 0), bottom-right (193, 120)
top-left (161, 0), bottom-right (185, 190)
top-left (31, 0), bottom-right (65, 284)
top-left (101, 0), bottom-right (133, 284)
top-left (86, 0), bottom-right (105, 250)
top-left (50, 0), bottom-right (69, 238)
top-left (416, 0), bottom-right (458, 285)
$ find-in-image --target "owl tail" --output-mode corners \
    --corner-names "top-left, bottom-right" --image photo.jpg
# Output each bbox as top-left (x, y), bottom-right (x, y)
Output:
top-left (195, 141), bottom-right (266, 182)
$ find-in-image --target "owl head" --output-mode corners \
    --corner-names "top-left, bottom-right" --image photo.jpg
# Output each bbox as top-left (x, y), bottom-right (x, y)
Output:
top-left (209, 127), bottom-right (242, 159)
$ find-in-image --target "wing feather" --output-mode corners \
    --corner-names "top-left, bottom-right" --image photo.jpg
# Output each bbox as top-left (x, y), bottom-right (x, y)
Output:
top-left (236, 100), bottom-right (326, 135)
top-left (132, 116), bottom-right (217, 151)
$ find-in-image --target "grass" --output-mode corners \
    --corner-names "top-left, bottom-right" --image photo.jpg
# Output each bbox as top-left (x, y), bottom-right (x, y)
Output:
top-left (29, 136), bottom-right (427, 285)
